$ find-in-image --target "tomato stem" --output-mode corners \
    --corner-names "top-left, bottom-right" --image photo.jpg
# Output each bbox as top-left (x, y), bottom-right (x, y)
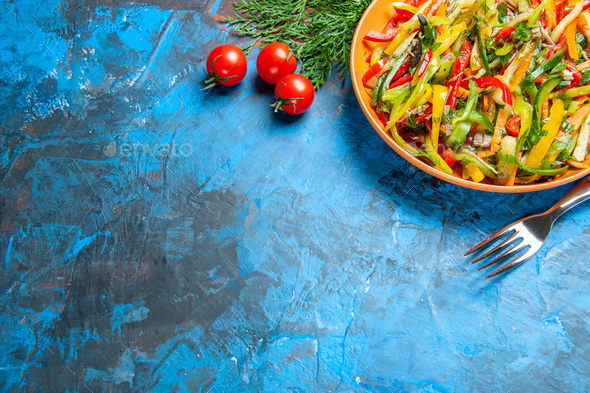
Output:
top-left (272, 82), bottom-right (304, 113)
top-left (203, 54), bottom-right (239, 89)
top-left (201, 83), bottom-right (217, 91)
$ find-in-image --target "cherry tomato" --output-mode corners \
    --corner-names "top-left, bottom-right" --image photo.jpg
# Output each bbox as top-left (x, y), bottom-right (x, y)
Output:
top-left (256, 42), bottom-right (297, 84)
top-left (272, 74), bottom-right (315, 115)
top-left (204, 44), bottom-right (247, 87)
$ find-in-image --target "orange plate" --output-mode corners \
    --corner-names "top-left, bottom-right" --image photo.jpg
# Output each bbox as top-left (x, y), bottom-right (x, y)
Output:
top-left (350, 0), bottom-right (590, 193)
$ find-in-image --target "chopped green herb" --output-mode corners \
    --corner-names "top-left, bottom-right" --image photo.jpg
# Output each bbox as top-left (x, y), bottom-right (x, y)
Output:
top-left (539, 159), bottom-right (552, 170)
top-left (456, 99), bottom-right (467, 111)
top-left (422, 25), bottom-right (438, 51)
top-left (521, 73), bottom-right (536, 92)
top-left (580, 69), bottom-right (590, 85)
top-left (497, 2), bottom-right (509, 23)
top-left (562, 120), bottom-right (575, 134)
top-left (514, 24), bottom-right (533, 42)
top-left (498, 153), bottom-right (517, 164)
top-left (550, 63), bottom-right (568, 74)
top-left (406, 114), bottom-right (418, 129)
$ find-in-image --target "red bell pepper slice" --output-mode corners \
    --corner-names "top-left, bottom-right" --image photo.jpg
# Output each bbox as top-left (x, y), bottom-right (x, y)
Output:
top-left (566, 62), bottom-right (582, 88)
top-left (415, 105), bottom-right (433, 123)
top-left (392, 8), bottom-right (415, 22)
top-left (389, 56), bottom-right (412, 84)
top-left (539, 14), bottom-right (548, 29)
top-left (417, 48), bottom-right (433, 78)
top-left (451, 40), bottom-right (472, 79)
top-left (377, 111), bottom-right (389, 127)
top-left (363, 13), bottom-right (401, 42)
top-left (564, 0), bottom-right (590, 15)
top-left (442, 148), bottom-right (456, 168)
top-left (383, 14), bottom-right (397, 31)
top-left (547, 36), bottom-right (566, 59)
top-left (459, 79), bottom-right (471, 90)
top-left (364, 28), bottom-right (398, 42)
top-left (398, 106), bottom-right (432, 127)
top-left (362, 58), bottom-right (388, 86)
top-left (556, 0), bottom-right (566, 24)
top-left (494, 26), bottom-right (516, 43)
top-left (473, 76), bottom-right (513, 106)
top-left (389, 73), bottom-right (413, 89)
top-left (445, 76), bottom-right (462, 109)
top-left (506, 116), bottom-right (521, 136)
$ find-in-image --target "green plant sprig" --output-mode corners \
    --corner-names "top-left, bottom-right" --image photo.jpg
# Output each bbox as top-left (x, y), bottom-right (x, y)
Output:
top-left (222, 0), bottom-right (371, 88)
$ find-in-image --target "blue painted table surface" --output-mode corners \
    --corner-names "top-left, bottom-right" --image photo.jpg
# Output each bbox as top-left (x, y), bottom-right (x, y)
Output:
top-left (1, 1), bottom-right (590, 392)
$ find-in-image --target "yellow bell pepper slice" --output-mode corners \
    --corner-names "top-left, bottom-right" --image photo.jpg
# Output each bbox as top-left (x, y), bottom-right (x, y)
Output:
top-left (525, 99), bottom-right (565, 169)
top-left (578, 10), bottom-right (590, 26)
top-left (547, 0), bottom-right (557, 31)
top-left (411, 84), bottom-right (433, 111)
top-left (390, 2), bottom-right (419, 12)
top-left (424, 135), bottom-right (454, 174)
top-left (431, 85), bottom-right (447, 147)
top-left (435, 0), bottom-right (448, 34)
top-left (470, 39), bottom-right (483, 71)
top-left (434, 22), bottom-right (467, 57)
top-left (565, 19), bottom-right (579, 60)
top-left (371, 45), bottom-right (386, 66)
top-left (384, 28), bottom-right (411, 56)
top-left (464, 163), bottom-right (485, 182)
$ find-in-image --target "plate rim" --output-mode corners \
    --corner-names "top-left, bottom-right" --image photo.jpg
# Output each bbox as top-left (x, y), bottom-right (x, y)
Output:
top-left (349, 0), bottom-right (590, 193)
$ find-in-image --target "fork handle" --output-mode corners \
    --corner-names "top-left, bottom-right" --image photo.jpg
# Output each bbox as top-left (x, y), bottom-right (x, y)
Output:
top-left (544, 176), bottom-right (590, 220)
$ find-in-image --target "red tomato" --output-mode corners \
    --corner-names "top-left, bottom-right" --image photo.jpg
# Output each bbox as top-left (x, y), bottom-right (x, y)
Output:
top-left (273, 74), bottom-right (314, 115)
top-left (256, 42), bottom-right (297, 84)
top-left (205, 44), bottom-right (247, 87)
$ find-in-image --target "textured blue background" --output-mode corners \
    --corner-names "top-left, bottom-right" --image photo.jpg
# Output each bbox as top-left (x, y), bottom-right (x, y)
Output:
top-left (1, 0), bottom-right (590, 392)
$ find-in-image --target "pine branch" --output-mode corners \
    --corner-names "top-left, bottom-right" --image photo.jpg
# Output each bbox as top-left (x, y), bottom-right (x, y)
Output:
top-left (221, 0), bottom-right (372, 88)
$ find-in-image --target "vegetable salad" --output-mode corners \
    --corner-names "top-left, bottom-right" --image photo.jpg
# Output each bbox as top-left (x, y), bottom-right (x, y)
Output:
top-left (362, 0), bottom-right (590, 185)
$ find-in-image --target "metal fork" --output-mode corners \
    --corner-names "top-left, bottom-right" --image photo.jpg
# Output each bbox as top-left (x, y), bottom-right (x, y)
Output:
top-left (465, 176), bottom-right (590, 278)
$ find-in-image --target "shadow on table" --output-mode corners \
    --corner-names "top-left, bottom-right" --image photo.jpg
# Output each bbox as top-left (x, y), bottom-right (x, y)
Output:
top-left (253, 76), bottom-right (303, 127)
top-left (339, 87), bottom-right (579, 283)
top-left (342, 79), bottom-right (577, 282)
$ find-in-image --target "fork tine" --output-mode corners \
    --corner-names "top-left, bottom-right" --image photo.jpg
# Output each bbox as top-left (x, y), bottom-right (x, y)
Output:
top-left (470, 231), bottom-right (521, 265)
top-left (464, 226), bottom-right (519, 256)
top-left (478, 243), bottom-right (530, 271)
top-left (485, 247), bottom-right (538, 279)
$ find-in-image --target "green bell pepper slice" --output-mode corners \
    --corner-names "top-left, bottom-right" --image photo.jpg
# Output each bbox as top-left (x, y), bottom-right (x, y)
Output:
top-left (515, 161), bottom-right (569, 176)
top-left (530, 46), bottom-right (567, 80)
top-left (475, 22), bottom-right (492, 76)
top-left (527, 76), bottom-right (562, 150)
top-left (514, 94), bottom-right (533, 154)
top-left (445, 81), bottom-right (494, 148)
top-left (387, 54), bottom-right (441, 126)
